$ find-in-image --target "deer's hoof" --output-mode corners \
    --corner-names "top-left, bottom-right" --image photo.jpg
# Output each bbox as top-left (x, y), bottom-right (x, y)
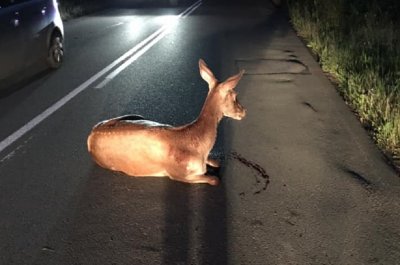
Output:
top-left (208, 176), bottom-right (220, 186)
top-left (207, 158), bottom-right (220, 168)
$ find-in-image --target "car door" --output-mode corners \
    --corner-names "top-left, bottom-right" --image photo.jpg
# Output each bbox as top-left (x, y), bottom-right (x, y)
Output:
top-left (0, 0), bottom-right (24, 80)
top-left (18, 0), bottom-right (50, 66)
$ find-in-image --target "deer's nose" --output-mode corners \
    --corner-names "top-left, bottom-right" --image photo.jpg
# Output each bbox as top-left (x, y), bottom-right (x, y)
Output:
top-left (235, 108), bottom-right (246, 120)
top-left (241, 108), bottom-right (247, 118)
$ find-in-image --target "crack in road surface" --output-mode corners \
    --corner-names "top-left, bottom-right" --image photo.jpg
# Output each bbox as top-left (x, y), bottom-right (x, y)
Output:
top-left (302, 101), bottom-right (318, 112)
top-left (341, 167), bottom-right (373, 191)
top-left (236, 58), bottom-right (309, 75)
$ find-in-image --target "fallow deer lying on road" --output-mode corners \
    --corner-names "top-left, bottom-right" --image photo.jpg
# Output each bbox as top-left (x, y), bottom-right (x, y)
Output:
top-left (87, 59), bottom-right (246, 185)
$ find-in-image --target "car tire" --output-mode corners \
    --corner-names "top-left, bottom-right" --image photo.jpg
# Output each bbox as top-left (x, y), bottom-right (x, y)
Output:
top-left (47, 34), bottom-right (63, 69)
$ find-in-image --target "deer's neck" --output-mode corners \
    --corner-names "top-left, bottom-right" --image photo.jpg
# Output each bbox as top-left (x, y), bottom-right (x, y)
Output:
top-left (186, 94), bottom-right (222, 153)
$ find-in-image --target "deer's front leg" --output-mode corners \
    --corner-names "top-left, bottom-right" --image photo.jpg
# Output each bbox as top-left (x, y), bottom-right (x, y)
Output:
top-left (171, 174), bottom-right (219, 186)
top-left (206, 158), bottom-right (220, 168)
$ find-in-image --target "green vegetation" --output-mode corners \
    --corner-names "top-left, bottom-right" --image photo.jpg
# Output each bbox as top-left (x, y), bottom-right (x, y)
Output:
top-left (287, 0), bottom-right (400, 161)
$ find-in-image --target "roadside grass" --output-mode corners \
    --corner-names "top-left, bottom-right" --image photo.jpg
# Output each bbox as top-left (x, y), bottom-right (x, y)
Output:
top-left (287, 0), bottom-right (400, 164)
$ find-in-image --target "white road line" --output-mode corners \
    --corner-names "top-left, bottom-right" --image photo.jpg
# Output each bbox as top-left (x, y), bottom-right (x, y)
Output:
top-left (95, 0), bottom-right (202, 89)
top-left (93, 25), bottom-right (167, 89)
top-left (0, 1), bottom-right (202, 155)
top-left (182, 1), bottom-right (202, 17)
top-left (106, 22), bottom-right (124, 29)
top-left (95, 30), bottom-right (169, 89)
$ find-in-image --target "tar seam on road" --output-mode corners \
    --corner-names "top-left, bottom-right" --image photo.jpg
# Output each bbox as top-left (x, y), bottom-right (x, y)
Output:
top-left (230, 151), bottom-right (271, 194)
top-left (0, 0), bottom-right (202, 156)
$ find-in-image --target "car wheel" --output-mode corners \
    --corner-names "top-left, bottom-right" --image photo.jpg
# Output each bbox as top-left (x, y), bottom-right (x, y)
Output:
top-left (47, 34), bottom-right (63, 69)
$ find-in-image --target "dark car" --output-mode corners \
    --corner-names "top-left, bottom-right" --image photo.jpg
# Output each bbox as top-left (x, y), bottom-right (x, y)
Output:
top-left (0, 0), bottom-right (64, 81)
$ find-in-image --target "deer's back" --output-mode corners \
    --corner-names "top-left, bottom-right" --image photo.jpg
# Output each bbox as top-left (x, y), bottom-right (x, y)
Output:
top-left (87, 119), bottom-right (194, 177)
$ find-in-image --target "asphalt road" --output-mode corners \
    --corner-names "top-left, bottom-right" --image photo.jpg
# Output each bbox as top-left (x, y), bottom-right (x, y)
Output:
top-left (1, 1), bottom-right (400, 264)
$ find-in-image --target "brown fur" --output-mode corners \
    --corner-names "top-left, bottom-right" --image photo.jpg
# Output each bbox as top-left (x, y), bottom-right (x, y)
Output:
top-left (87, 59), bottom-right (246, 185)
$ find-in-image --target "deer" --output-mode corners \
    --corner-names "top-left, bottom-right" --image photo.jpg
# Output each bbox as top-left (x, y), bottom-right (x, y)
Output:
top-left (87, 59), bottom-right (246, 185)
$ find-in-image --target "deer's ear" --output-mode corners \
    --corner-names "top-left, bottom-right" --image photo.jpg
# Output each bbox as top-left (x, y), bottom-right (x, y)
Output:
top-left (222, 70), bottom-right (245, 90)
top-left (199, 59), bottom-right (217, 90)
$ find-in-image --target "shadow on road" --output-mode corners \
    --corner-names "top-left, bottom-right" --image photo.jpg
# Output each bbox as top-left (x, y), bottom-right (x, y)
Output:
top-left (162, 165), bottom-right (228, 264)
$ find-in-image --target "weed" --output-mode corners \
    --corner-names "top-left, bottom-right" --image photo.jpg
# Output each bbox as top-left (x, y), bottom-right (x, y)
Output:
top-left (287, 0), bottom-right (400, 162)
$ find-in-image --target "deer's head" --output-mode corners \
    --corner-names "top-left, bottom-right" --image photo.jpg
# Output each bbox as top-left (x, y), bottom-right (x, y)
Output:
top-left (199, 59), bottom-right (246, 120)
